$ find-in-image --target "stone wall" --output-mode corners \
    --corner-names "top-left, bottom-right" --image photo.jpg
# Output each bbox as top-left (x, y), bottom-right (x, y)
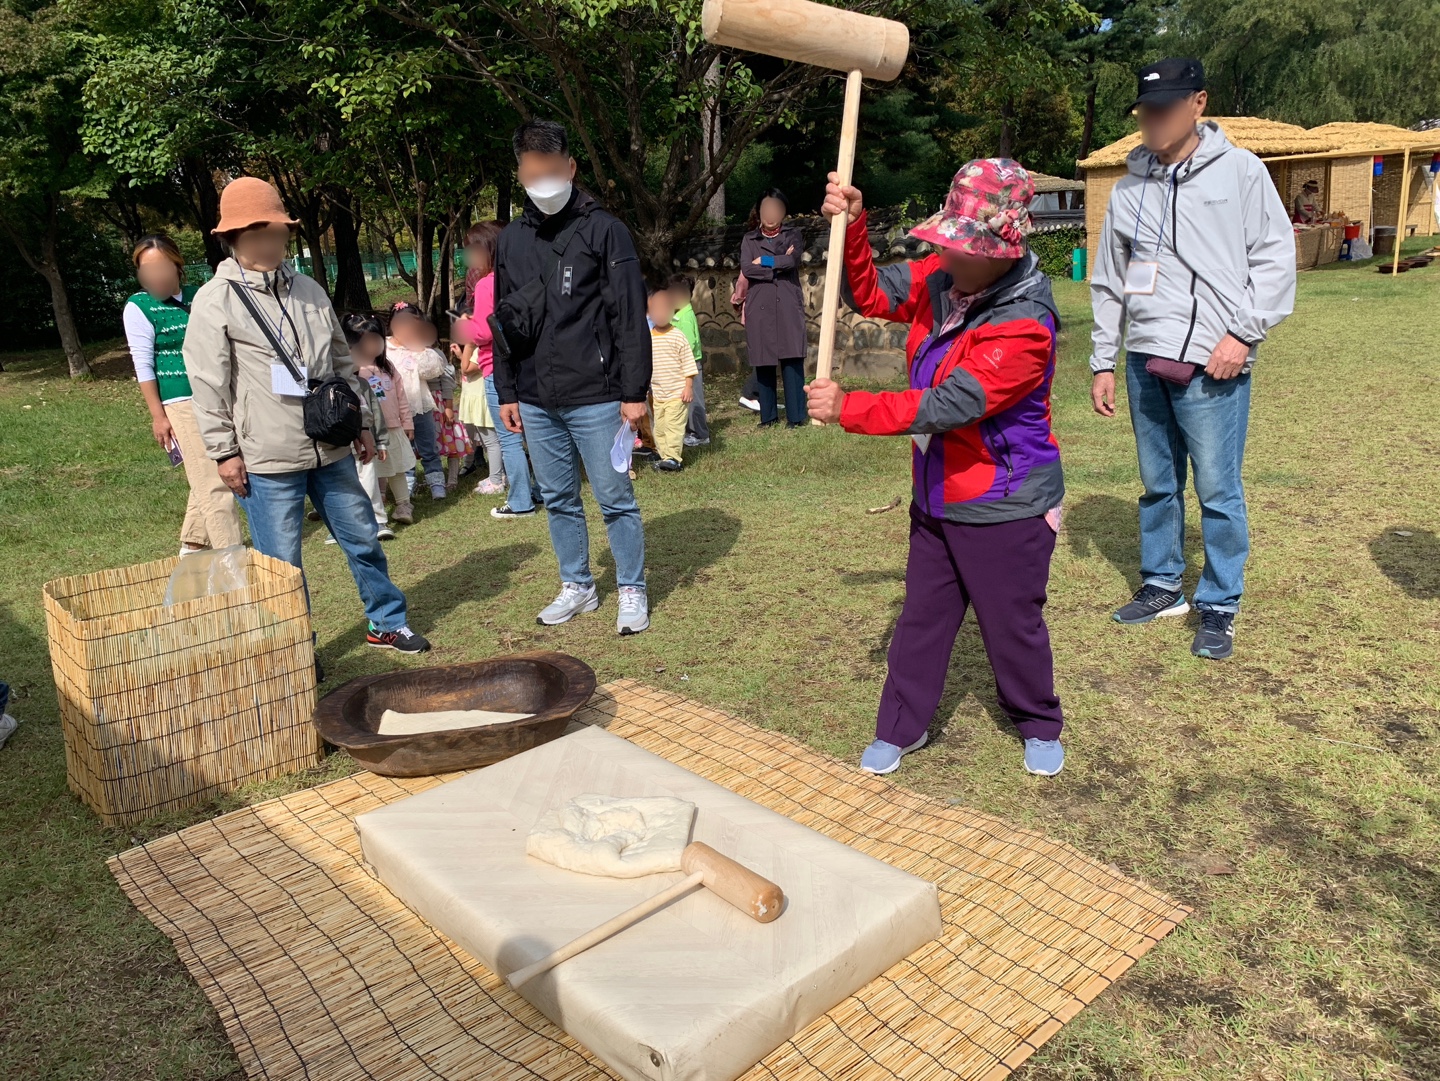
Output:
top-left (673, 208), bottom-right (926, 381)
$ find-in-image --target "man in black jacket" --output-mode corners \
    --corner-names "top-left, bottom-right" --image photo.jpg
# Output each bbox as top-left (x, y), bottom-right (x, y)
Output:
top-left (493, 119), bottom-right (653, 635)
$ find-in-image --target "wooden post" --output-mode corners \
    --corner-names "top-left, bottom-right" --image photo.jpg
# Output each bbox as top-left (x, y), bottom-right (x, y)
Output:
top-left (1392, 148), bottom-right (1412, 274)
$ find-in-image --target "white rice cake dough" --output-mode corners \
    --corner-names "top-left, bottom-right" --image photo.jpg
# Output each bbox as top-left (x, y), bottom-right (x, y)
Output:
top-left (527, 794), bottom-right (697, 878)
top-left (376, 708), bottom-right (532, 736)
top-left (356, 726), bottom-right (942, 1081)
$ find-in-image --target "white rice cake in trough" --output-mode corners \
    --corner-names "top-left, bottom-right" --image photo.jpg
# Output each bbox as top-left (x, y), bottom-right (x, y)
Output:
top-left (356, 725), bottom-right (942, 1081)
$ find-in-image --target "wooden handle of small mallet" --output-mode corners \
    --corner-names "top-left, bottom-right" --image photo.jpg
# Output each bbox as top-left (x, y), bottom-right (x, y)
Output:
top-left (814, 68), bottom-right (864, 399)
top-left (505, 842), bottom-right (783, 990)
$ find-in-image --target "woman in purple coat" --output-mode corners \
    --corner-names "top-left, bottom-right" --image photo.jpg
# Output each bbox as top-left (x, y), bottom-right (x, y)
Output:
top-left (740, 188), bottom-right (809, 427)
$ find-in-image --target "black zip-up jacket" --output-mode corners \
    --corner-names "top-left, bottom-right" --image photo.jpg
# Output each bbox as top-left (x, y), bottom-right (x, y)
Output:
top-left (492, 190), bottom-right (651, 408)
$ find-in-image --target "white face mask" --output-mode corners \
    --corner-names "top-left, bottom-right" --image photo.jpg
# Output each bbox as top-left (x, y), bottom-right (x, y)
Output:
top-left (525, 177), bottom-right (573, 216)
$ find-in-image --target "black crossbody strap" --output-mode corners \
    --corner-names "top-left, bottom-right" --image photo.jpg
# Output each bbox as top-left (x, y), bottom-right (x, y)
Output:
top-left (543, 215), bottom-right (586, 287)
top-left (227, 279), bottom-right (305, 387)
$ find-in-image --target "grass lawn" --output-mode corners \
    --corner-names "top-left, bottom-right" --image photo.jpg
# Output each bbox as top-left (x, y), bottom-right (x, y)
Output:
top-left (3, 244), bottom-right (1440, 1080)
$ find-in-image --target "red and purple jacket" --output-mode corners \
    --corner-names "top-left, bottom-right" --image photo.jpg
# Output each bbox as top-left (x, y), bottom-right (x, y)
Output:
top-left (838, 212), bottom-right (1064, 525)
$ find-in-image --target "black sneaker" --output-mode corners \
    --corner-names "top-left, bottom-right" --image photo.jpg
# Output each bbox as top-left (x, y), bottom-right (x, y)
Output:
top-left (315, 656), bottom-right (326, 684)
top-left (653, 458), bottom-right (683, 472)
top-left (1192, 610), bottom-right (1235, 660)
top-left (366, 625), bottom-right (431, 653)
top-left (491, 503), bottom-right (536, 519)
top-left (632, 446), bottom-right (659, 462)
top-left (1113, 584), bottom-right (1189, 624)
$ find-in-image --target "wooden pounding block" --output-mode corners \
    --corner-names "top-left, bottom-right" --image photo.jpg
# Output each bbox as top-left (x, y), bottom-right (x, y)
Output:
top-left (356, 726), bottom-right (942, 1081)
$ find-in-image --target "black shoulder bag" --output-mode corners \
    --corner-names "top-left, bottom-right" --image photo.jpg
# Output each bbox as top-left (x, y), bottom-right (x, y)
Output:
top-left (489, 214), bottom-right (587, 365)
top-left (228, 280), bottom-right (363, 448)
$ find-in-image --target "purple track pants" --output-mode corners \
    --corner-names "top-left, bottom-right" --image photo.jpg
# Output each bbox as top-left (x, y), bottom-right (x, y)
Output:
top-left (875, 505), bottom-right (1064, 746)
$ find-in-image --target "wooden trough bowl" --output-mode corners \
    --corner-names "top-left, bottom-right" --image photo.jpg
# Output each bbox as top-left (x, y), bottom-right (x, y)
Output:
top-left (312, 651), bottom-right (597, 777)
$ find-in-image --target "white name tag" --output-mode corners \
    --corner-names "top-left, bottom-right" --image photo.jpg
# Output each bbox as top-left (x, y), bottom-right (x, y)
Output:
top-left (272, 362), bottom-right (308, 397)
top-left (1123, 260), bottom-right (1159, 296)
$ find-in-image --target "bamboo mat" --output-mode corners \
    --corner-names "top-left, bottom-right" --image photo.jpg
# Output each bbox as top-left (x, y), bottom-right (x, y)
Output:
top-left (110, 680), bottom-right (1189, 1081)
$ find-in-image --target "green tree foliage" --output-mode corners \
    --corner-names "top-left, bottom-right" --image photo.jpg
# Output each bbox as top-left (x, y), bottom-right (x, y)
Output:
top-left (1172, 0), bottom-right (1440, 126)
top-left (332, 0), bottom-right (932, 273)
top-left (0, 0), bottom-right (109, 377)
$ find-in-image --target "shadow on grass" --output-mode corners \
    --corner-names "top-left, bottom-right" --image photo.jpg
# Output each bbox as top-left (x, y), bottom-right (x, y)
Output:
top-left (1065, 493), bottom-right (1140, 585)
top-left (639, 507), bottom-right (742, 607)
top-left (1369, 527), bottom-right (1440, 599)
top-left (324, 540), bottom-right (542, 658)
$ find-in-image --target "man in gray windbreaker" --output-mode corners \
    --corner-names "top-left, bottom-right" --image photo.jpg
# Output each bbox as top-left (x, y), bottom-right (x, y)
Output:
top-left (1090, 57), bottom-right (1295, 661)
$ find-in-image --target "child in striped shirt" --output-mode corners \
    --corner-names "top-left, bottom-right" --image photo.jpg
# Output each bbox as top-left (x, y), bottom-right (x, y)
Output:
top-left (646, 284), bottom-right (698, 472)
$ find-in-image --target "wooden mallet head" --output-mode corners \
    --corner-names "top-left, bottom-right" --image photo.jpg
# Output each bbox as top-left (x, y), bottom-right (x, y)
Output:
top-left (702, 0), bottom-right (909, 80)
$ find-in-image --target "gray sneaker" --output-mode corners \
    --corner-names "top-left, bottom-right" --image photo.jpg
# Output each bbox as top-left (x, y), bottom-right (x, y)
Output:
top-left (617, 586), bottom-right (649, 636)
top-left (0, 713), bottom-right (17, 751)
top-left (537, 582), bottom-right (600, 626)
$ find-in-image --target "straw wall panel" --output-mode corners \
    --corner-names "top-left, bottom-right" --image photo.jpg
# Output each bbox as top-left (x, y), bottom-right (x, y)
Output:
top-left (1082, 166), bottom-right (1126, 280)
top-left (43, 551), bottom-right (319, 826)
top-left (1328, 157), bottom-right (1374, 234)
top-left (1373, 156), bottom-right (1436, 237)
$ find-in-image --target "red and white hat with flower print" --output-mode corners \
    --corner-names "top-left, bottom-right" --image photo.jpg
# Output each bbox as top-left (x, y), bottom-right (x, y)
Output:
top-left (909, 158), bottom-right (1035, 259)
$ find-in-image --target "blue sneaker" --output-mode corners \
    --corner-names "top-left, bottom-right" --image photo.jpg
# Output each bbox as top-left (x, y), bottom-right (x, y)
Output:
top-left (1023, 739), bottom-right (1065, 776)
top-left (859, 733), bottom-right (929, 775)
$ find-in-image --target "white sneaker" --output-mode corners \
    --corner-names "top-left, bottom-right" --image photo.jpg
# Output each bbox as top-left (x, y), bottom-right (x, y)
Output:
top-left (0, 713), bottom-right (17, 750)
top-left (739, 396), bottom-right (761, 412)
top-left (377, 526), bottom-right (396, 541)
top-left (323, 533), bottom-right (338, 545)
top-left (537, 582), bottom-right (600, 626)
top-left (617, 586), bottom-right (649, 636)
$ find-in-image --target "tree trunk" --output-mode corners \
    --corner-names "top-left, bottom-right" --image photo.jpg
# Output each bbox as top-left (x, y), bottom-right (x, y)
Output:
top-left (414, 215), bottom-right (435, 316)
top-left (182, 157), bottom-right (226, 269)
top-left (39, 226), bottom-right (91, 379)
top-left (496, 172), bottom-right (513, 225)
top-left (1076, 61), bottom-right (1098, 181)
top-left (299, 210), bottom-right (329, 295)
top-left (998, 97), bottom-right (1015, 159)
top-left (329, 191), bottom-right (372, 312)
top-left (703, 57), bottom-right (725, 224)
top-left (632, 222), bottom-right (675, 282)
top-left (435, 228), bottom-right (454, 335)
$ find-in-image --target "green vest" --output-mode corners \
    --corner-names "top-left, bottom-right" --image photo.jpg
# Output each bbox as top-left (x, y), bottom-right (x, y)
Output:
top-left (129, 286), bottom-right (198, 402)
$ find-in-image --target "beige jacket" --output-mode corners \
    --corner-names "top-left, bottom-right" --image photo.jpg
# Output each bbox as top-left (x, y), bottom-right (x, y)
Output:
top-left (185, 258), bottom-right (370, 474)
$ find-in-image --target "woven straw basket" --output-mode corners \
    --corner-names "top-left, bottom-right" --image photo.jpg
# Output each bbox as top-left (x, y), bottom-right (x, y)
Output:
top-left (43, 551), bottom-right (320, 826)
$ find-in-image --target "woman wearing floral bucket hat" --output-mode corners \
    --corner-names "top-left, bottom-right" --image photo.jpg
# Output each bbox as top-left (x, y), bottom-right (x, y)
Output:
top-left (807, 159), bottom-right (1066, 777)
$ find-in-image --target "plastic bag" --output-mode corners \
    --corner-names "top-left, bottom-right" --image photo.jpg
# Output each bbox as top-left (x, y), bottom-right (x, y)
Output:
top-left (611, 421), bottom-right (636, 473)
top-left (163, 545), bottom-right (252, 606)
top-left (1350, 237), bottom-right (1373, 260)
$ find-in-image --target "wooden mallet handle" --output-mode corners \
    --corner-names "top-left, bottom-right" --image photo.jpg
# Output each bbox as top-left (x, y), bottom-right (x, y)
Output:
top-left (814, 68), bottom-right (864, 392)
top-left (505, 842), bottom-right (783, 990)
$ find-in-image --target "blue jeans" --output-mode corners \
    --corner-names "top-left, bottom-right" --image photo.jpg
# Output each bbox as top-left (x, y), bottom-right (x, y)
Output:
top-left (519, 400), bottom-right (646, 590)
top-left (1126, 352), bottom-right (1251, 613)
top-left (410, 409), bottom-right (442, 482)
top-left (237, 456), bottom-right (409, 632)
top-left (486, 377), bottom-right (535, 512)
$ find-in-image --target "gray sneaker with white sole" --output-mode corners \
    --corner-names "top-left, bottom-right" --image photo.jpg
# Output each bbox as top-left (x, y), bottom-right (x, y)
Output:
top-left (537, 583), bottom-right (600, 626)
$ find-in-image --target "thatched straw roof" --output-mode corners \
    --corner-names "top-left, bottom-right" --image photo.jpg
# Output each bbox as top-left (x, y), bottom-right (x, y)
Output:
top-left (1078, 116), bottom-right (1332, 170)
top-left (1027, 170), bottom-right (1085, 193)
top-left (1308, 121), bottom-right (1440, 153)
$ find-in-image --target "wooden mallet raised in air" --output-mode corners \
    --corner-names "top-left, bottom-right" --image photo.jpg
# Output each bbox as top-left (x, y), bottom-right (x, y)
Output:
top-left (504, 842), bottom-right (784, 990)
top-left (702, 0), bottom-right (910, 390)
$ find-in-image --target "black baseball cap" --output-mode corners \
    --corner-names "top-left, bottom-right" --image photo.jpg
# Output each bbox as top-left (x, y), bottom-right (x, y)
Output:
top-left (1128, 58), bottom-right (1205, 112)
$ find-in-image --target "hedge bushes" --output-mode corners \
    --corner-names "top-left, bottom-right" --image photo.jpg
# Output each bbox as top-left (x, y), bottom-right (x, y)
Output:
top-left (1028, 227), bottom-right (1085, 280)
